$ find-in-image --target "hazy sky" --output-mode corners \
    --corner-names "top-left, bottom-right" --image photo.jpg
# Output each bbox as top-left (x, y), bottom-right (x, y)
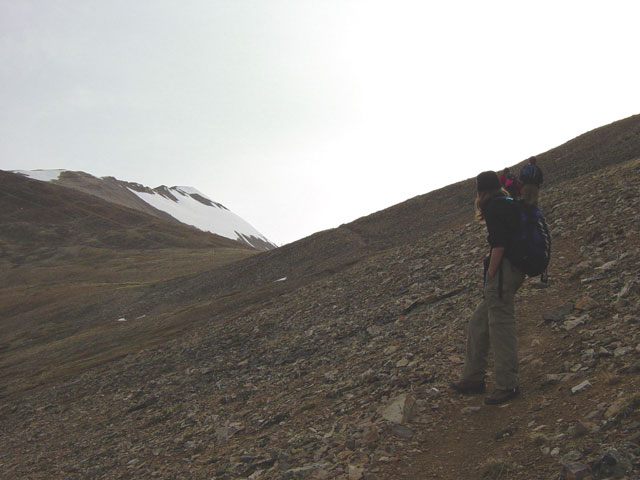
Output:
top-left (2, 1), bottom-right (639, 245)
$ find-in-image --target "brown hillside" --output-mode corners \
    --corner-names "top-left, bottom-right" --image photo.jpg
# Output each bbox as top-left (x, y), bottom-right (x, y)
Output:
top-left (0, 172), bottom-right (258, 390)
top-left (1, 116), bottom-right (639, 479)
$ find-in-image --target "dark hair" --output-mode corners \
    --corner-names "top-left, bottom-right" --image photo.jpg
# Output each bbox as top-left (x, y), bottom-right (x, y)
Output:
top-left (476, 171), bottom-right (501, 193)
top-left (528, 156), bottom-right (537, 165)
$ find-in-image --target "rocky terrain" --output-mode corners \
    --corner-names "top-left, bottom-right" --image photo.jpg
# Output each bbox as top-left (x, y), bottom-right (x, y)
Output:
top-left (1, 115), bottom-right (640, 479)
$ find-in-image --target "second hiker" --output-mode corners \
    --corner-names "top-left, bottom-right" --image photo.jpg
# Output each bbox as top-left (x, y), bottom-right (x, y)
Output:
top-left (519, 156), bottom-right (544, 205)
top-left (499, 167), bottom-right (522, 200)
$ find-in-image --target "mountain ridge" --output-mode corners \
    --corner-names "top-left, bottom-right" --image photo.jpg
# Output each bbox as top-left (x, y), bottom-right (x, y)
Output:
top-left (0, 170), bottom-right (249, 260)
top-left (10, 169), bottom-right (277, 251)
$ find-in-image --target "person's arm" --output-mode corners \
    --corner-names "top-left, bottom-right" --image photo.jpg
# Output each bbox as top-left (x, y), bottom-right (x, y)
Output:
top-left (487, 247), bottom-right (504, 278)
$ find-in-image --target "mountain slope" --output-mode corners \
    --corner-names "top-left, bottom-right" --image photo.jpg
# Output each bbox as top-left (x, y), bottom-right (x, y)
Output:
top-left (1, 115), bottom-right (639, 479)
top-left (0, 172), bottom-right (258, 383)
top-left (11, 169), bottom-right (277, 250)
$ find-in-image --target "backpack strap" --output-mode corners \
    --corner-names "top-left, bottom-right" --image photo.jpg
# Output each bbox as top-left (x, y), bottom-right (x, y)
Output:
top-left (485, 195), bottom-right (511, 298)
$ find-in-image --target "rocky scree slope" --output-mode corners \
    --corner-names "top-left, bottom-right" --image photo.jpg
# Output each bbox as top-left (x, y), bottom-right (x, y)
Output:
top-left (1, 156), bottom-right (639, 479)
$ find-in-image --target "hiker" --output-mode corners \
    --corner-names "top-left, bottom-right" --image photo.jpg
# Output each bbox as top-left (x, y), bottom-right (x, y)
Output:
top-left (500, 167), bottom-right (522, 200)
top-left (450, 171), bottom-right (525, 405)
top-left (519, 156), bottom-right (543, 205)
top-left (498, 167), bottom-right (510, 187)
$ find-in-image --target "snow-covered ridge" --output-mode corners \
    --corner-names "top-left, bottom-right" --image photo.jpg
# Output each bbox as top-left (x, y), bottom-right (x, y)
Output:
top-left (12, 169), bottom-right (277, 250)
top-left (128, 186), bottom-right (272, 248)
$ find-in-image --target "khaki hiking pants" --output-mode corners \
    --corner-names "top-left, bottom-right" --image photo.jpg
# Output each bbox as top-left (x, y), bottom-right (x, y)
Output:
top-left (522, 184), bottom-right (539, 206)
top-left (463, 258), bottom-right (525, 390)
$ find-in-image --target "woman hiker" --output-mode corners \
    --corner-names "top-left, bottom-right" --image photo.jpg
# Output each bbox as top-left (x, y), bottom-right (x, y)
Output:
top-left (450, 171), bottom-right (525, 405)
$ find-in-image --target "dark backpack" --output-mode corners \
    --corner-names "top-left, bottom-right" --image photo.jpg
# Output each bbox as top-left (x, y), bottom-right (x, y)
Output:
top-left (520, 164), bottom-right (542, 184)
top-left (506, 199), bottom-right (551, 280)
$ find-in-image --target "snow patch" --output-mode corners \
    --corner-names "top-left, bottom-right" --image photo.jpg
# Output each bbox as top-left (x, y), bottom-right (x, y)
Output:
top-left (13, 169), bottom-right (65, 182)
top-left (128, 187), bottom-right (271, 248)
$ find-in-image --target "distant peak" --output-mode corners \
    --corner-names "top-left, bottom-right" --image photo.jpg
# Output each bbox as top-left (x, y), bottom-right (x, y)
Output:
top-left (10, 168), bottom-right (276, 250)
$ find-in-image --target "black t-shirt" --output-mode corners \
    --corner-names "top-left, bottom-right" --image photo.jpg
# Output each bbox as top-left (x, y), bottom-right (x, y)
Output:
top-left (482, 195), bottom-right (519, 250)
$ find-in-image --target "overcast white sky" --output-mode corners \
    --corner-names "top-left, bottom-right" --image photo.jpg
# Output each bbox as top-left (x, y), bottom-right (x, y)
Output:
top-left (1, 1), bottom-right (639, 245)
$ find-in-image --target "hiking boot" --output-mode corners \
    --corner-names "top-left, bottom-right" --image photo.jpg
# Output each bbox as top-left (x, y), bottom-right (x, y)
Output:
top-left (449, 379), bottom-right (486, 395)
top-left (484, 386), bottom-right (520, 405)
